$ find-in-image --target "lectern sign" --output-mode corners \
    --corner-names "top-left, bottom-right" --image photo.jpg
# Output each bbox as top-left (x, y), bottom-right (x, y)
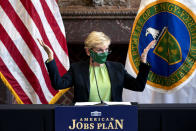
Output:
top-left (55, 106), bottom-right (137, 131)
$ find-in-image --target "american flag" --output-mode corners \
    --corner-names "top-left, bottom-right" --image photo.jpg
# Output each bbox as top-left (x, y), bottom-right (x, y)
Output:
top-left (0, 0), bottom-right (69, 104)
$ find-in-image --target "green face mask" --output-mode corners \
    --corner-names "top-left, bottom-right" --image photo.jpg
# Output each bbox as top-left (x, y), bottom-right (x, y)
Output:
top-left (89, 49), bottom-right (109, 64)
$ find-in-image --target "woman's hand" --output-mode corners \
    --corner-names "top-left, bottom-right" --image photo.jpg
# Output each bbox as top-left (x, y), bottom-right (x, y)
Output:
top-left (141, 40), bottom-right (156, 63)
top-left (37, 39), bottom-right (54, 62)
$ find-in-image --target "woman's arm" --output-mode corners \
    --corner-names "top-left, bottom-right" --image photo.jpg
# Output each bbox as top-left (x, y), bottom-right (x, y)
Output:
top-left (124, 62), bottom-right (151, 91)
top-left (38, 39), bottom-right (72, 90)
top-left (140, 40), bottom-right (156, 63)
top-left (37, 39), bottom-right (54, 62)
top-left (46, 60), bottom-right (73, 90)
top-left (124, 40), bottom-right (155, 91)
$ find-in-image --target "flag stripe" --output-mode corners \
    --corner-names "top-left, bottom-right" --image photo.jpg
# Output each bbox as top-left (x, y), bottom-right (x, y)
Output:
top-left (1, 0), bottom-right (56, 102)
top-left (0, 8), bottom-right (56, 103)
top-left (0, 10), bottom-right (48, 104)
top-left (45, 0), bottom-right (66, 36)
top-left (18, 0), bottom-right (63, 96)
top-left (0, 0), bottom-right (69, 104)
top-left (0, 39), bottom-right (40, 104)
top-left (9, 0), bottom-right (58, 97)
top-left (32, 1), bottom-right (69, 75)
top-left (30, 0), bottom-right (69, 76)
top-left (39, 0), bottom-right (70, 73)
top-left (0, 57), bottom-right (32, 104)
top-left (40, 0), bottom-right (68, 55)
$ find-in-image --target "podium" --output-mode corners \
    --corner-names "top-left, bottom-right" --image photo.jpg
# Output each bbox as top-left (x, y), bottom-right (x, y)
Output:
top-left (55, 105), bottom-right (138, 131)
top-left (1, 104), bottom-right (196, 131)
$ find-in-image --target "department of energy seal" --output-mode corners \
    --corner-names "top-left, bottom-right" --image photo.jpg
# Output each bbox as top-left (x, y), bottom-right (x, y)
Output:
top-left (129, 0), bottom-right (196, 92)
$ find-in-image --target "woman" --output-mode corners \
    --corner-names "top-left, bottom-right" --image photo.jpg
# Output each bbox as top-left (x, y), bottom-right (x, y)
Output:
top-left (38, 31), bottom-right (155, 103)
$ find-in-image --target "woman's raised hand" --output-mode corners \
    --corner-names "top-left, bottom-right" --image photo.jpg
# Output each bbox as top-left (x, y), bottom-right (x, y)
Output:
top-left (37, 39), bottom-right (54, 62)
top-left (141, 40), bottom-right (156, 63)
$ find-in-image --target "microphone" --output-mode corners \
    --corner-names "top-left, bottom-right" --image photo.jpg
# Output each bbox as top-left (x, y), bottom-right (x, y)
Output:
top-left (92, 60), bottom-right (108, 106)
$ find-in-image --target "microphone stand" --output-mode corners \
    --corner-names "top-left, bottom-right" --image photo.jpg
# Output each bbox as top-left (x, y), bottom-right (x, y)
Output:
top-left (92, 61), bottom-right (108, 106)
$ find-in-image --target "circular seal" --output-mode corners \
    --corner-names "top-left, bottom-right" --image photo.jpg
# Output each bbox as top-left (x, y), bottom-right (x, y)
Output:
top-left (129, 0), bottom-right (196, 92)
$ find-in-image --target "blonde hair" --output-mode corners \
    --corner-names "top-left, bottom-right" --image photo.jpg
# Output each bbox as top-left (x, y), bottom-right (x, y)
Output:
top-left (84, 31), bottom-right (111, 49)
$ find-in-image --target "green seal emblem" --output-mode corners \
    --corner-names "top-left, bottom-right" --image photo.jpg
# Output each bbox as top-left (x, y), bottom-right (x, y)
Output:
top-left (129, 0), bottom-right (196, 91)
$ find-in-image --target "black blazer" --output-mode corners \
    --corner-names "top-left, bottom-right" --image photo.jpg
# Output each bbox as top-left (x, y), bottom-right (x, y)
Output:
top-left (46, 60), bottom-right (151, 102)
